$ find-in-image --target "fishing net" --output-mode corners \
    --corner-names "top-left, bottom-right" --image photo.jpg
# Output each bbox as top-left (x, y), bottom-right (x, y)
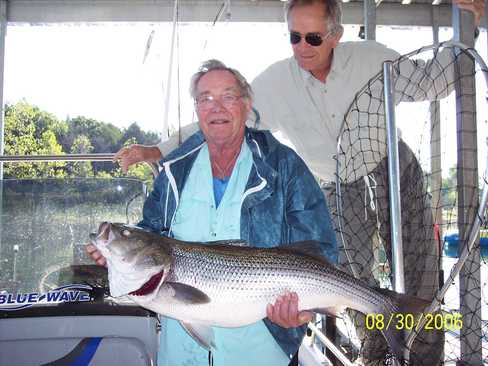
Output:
top-left (331, 42), bottom-right (488, 365)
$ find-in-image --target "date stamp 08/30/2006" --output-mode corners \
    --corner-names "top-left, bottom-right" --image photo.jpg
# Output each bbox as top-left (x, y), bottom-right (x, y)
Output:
top-left (365, 313), bottom-right (463, 331)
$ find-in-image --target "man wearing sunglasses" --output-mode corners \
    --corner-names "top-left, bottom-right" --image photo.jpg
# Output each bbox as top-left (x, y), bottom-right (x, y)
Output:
top-left (249, 1), bottom-right (484, 365)
top-left (114, 0), bottom-right (484, 364)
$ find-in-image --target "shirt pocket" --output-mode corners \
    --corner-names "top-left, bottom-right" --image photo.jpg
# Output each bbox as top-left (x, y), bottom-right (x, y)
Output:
top-left (217, 201), bottom-right (241, 239)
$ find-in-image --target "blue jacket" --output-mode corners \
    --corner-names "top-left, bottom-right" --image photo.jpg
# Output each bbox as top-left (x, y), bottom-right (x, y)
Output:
top-left (140, 128), bottom-right (337, 357)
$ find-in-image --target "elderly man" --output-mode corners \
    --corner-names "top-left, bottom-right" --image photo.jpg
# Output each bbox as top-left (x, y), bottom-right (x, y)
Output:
top-left (88, 59), bottom-right (337, 366)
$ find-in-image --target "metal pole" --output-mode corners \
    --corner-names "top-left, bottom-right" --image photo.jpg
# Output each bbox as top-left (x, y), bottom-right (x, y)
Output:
top-left (383, 61), bottom-right (405, 294)
top-left (162, 0), bottom-right (179, 141)
top-left (430, 5), bottom-right (442, 235)
top-left (0, 153), bottom-right (116, 162)
top-left (363, 0), bottom-right (376, 40)
top-left (307, 323), bottom-right (355, 366)
top-left (452, 4), bottom-right (482, 365)
top-left (0, 0), bottom-right (6, 178)
top-left (429, 7), bottom-right (445, 363)
top-left (0, 0), bottom-right (7, 275)
top-left (0, 153), bottom-right (160, 177)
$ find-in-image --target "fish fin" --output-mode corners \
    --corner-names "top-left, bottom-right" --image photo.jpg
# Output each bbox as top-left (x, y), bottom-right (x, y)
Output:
top-left (376, 288), bottom-right (433, 314)
top-left (282, 241), bottom-right (330, 261)
top-left (165, 282), bottom-right (211, 304)
top-left (207, 239), bottom-right (248, 247)
top-left (312, 306), bottom-right (345, 317)
top-left (376, 289), bottom-right (434, 363)
top-left (180, 321), bottom-right (215, 350)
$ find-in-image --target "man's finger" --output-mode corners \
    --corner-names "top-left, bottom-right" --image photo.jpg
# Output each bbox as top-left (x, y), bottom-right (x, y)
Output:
top-left (278, 293), bottom-right (290, 323)
top-left (269, 302), bottom-right (280, 324)
top-left (86, 243), bottom-right (97, 254)
top-left (113, 147), bottom-right (128, 162)
top-left (266, 304), bottom-right (274, 320)
top-left (120, 161), bottom-right (129, 174)
top-left (289, 293), bottom-right (299, 324)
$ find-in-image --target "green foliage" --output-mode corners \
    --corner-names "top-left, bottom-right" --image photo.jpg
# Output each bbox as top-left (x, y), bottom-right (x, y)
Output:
top-left (441, 166), bottom-right (457, 209)
top-left (3, 100), bottom-right (158, 184)
top-left (4, 101), bottom-right (66, 178)
top-left (122, 136), bottom-right (138, 148)
top-left (120, 123), bottom-right (159, 148)
top-left (60, 116), bottom-right (122, 154)
top-left (70, 135), bottom-right (94, 177)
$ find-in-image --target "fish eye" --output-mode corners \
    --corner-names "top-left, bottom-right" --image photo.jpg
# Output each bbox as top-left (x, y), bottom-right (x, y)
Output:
top-left (122, 229), bottom-right (131, 237)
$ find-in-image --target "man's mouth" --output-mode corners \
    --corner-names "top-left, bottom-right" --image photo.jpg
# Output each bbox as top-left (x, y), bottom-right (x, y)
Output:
top-left (299, 54), bottom-right (315, 60)
top-left (210, 119), bottom-right (230, 125)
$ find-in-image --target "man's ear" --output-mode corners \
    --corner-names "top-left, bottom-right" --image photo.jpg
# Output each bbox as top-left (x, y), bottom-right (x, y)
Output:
top-left (244, 98), bottom-right (253, 115)
top-left (330, 29), bottom-right (343, 48)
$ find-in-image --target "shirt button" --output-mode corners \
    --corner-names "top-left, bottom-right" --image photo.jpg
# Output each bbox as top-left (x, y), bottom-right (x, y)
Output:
top-left (324, 89), bottom-right (327, 93)
top-left (332, 113), bottom-right (336, 118)
top-left (211, 232), bottom-right (216, 237)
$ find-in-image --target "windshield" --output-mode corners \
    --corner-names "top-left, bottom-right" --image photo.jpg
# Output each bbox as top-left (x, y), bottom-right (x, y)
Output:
top-left (0, 178), bottom-right (145, 298)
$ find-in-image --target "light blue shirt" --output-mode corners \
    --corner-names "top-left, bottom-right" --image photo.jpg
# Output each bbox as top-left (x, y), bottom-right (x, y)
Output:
top-left (158, 141), bottom-right (290, 366)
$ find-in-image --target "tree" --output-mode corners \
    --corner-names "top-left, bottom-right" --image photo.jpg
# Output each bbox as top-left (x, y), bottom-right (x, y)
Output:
top-left (4, 101), bottom-right (66, 178)
top-left (59, 116), bottom-right (123, 175)
top-left (69, 135), bottom-right (94, 177)
top-left (120, 123), bottom-right (145, 149)
top-left (118, 122), bottom-right (160, 149)
top-left (4, 100), bottom-right (157, 183)
top-left (60, 116), bottom-right (122, 154)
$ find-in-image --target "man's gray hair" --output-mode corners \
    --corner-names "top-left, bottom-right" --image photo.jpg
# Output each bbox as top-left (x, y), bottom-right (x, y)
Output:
top-left (286, 0), bottom-right (343, 35)
top-left (190, 59), bottom-right (253, 100)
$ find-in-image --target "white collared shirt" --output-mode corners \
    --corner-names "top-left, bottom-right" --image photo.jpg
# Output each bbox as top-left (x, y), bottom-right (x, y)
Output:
top-left (251, 40), bottom-right (454, 181)
top-left (252, 41), bottom-right (397, 181)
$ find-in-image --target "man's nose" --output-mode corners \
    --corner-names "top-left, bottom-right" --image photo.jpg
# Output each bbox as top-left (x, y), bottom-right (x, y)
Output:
top-left (297, 38), bottom-right (311, 48)
top-left (209, 98), bottom-right (226, 111)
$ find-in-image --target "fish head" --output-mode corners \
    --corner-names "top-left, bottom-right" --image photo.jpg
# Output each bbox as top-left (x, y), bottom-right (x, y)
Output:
top-left (90, 222), bottom-right (172, 298)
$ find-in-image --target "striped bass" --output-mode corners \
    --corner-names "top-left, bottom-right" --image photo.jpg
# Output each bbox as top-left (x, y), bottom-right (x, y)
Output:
top-left (89, 222), bottom-right (430, 362)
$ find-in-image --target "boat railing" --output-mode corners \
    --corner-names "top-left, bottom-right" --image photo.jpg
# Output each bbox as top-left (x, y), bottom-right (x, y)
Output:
top-left (0, 153), bottom-right (160, 177)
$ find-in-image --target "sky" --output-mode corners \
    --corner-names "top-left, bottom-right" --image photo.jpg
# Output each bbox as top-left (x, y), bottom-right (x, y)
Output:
top-left (4, 21), bottom-right (488, 177)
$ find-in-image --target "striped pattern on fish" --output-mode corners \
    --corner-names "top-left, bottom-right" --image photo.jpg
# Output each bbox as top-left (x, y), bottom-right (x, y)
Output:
top-left (90, 222), bottom-right (431, 363)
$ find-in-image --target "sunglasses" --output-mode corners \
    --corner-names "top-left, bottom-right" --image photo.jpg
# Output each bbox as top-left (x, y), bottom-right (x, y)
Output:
top-left (289, 31), bottom-right (330, 47)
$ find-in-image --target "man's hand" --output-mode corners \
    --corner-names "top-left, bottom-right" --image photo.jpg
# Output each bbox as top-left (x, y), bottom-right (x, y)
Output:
top-left (114, 145), bottom-right (163, 173)
top-left (86, 243), bottom-right (107, 267)
top-left (453, 0), bottom-right (486, 26)
top-left (266, 292), bottom-right (313, 328)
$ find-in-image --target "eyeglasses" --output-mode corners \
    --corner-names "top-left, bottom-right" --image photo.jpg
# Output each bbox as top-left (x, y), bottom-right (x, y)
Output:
top-left (289, 31), bottom-right (331, 47)
top-left (195, 93), bottom-right (242, 110)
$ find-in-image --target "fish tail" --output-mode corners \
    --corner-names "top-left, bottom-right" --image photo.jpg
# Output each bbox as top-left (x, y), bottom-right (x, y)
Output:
top-left (376, 289), bottom-right (433, 363)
